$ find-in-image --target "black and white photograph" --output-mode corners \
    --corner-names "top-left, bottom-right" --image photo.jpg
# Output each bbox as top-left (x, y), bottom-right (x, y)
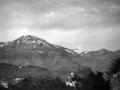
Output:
top-left (0, 0), bottom-right (120, 90)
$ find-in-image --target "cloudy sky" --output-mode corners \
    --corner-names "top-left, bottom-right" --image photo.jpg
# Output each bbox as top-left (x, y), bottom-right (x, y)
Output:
top-left (0, 0), bottom-right (120, 51)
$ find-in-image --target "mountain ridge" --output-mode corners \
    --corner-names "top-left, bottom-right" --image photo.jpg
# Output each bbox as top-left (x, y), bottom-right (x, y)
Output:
top-left (0, 35), bottom-right (79, 71)
top-left (0, 35), bottom-right (120, 72)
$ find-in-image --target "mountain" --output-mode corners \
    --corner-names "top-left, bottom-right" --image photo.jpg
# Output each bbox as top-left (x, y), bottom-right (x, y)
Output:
top-left (80, 49), bottom-right (116, 59)
top-left (0, 35), bottom-right (78, 71)
top-left (0, 35), bottom-right (120, 72)
top-left (78, 49), bottom-right (120, 72)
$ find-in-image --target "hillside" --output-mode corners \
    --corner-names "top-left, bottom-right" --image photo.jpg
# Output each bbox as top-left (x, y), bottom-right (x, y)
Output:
top-left (0, 35), bottom-right (79, 71)
top-left (0, 35), bottom-right (120, 72)
top-left (78, 49), bottom-right (120, 72)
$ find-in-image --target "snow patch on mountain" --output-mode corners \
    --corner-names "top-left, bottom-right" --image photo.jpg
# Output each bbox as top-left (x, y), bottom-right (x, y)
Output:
top-left (84, 50), bottom-right (92, 54)
top-left (0, 42), bottom-right (9, 47)
top-left (23, 35), bottom-right (52, 47)
top-left (80, 50), bottom-right (92, 55)
top-left (17, 35), bottom-right (45, 44)
top-left (65, 49), bottom-right (77, 55)
top-left (0, 42), bottom-right (11, 47)
top-left (74, 49), bottom-right (82, 53)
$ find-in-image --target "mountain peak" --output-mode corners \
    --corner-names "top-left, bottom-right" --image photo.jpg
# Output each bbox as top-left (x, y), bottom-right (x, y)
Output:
top-left (100, 48), bottom-right (107, 51)
top-left (99, 48), bottom-right (109, 52)
top-left (22, 34), bottom-right (30, 37)
top-left (17, 35), bottom-right (46, 44)
top-left (20, 34), bottom-right (40, 40)
top-left (11, 35), bottom-right (56, 51)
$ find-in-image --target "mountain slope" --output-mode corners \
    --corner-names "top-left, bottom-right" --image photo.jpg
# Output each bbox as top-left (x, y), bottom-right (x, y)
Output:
top-left (0, 35), bottom-right (78, 71)
top-left (78, 49), bottom-right (120, 72)
top-left (0, 35), bottom-right (120, 72)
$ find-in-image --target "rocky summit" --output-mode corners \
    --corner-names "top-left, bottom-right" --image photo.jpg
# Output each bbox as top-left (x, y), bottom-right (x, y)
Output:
top-left (0, 35), bottom-right (78, 71)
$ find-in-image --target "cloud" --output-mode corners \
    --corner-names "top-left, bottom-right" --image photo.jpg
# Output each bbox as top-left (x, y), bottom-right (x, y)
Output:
top-left (0, 0), bottom-right (120, 51)
top-left (0, 0), bottom-right (120, 31)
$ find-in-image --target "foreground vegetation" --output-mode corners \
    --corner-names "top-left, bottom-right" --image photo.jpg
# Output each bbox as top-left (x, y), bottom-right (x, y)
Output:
top-left (0, 58), bottom-right (120, 90)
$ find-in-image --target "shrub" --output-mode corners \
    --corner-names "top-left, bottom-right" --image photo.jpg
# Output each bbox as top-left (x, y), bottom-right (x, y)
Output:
top-left (73, 69), bottom-right (110, 90)
top-left (110, 58), bottom-right (120, 75)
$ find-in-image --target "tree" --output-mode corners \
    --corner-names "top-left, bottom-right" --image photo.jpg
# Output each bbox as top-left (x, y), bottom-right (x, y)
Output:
top-left (110, 58), bottom-right (120, 75)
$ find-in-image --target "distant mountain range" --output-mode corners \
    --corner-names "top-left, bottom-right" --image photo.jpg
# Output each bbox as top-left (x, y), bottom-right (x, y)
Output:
top-left (0, 35), bottom-right (120, 72)
top-left (78, 49), bottom-right (120, 72)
